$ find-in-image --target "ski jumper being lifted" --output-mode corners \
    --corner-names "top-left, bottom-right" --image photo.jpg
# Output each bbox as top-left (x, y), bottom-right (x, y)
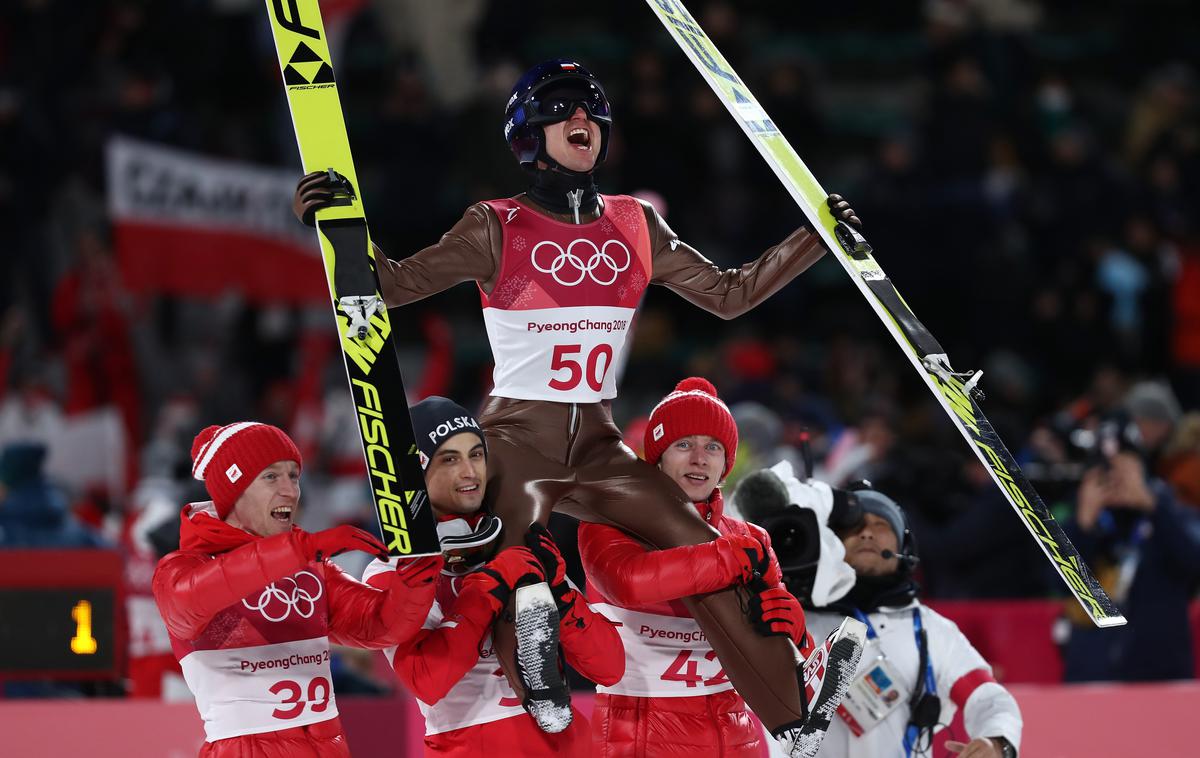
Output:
top-left (293, 59), bottom-right (863, 749)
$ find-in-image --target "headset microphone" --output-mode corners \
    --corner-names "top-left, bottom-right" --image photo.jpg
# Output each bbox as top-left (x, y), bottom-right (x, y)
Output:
top-left (881, 549), bottom-right (919, 566)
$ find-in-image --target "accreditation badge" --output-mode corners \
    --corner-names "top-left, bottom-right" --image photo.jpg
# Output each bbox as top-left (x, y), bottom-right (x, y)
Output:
top-left (835, 654), bottom-right (906, 736)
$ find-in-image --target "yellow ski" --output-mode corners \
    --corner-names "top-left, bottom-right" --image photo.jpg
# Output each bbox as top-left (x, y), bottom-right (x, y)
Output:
top-left (646, 0), bottom-right (1124, 627)
top-left (264, 0), bottom-right (437, 557)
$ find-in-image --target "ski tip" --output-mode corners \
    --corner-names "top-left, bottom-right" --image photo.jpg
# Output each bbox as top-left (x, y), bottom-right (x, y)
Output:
top-left (838, 617), bottom-right (868, 645)
top-left (1093, 614), bottom-right (1128, 628)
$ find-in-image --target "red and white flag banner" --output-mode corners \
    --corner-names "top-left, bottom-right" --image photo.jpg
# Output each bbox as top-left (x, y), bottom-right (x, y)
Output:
top-left (106, 136), bottom-right (326, 304)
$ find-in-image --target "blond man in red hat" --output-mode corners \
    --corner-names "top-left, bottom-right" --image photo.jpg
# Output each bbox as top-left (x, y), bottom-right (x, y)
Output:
top-left (579, 379), bottom-right (864, 757)
top-left (153, 422), bottom-right (442, 758)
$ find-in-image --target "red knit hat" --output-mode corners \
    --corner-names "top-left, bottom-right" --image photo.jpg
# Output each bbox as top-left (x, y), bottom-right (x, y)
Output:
top-left (644, 377), bottom-right (738, 477)
top-left (190, 422), bottom-right (303, 519)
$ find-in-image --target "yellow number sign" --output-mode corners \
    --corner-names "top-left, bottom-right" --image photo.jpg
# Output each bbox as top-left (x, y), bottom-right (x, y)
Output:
top-left (70, 600), bottom-right (98, 655)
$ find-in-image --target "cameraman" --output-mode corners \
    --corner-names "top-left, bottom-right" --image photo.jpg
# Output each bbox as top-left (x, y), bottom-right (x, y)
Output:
top-left (740, 473), bottom-right (1021, 758)
top-left (1062, 449), bottom-right (1200, 681)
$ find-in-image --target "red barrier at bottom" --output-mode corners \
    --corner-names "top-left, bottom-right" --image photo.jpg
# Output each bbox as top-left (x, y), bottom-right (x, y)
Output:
top-left (1009, 682), bottom-right (1196, 758)
top-left (3, 698), bottom-right (206, 758)
top-left (2, 682), bottom-right (1196, 757)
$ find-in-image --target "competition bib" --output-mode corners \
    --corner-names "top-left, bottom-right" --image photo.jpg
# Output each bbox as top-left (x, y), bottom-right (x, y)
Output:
top-left (411, 631), bottom-right (526, 735)
top-left (367, 571), bottom-right (527, 737)
top-left (173, 564), bottom-right (337, 742)
top-left (180, 636), bottom-right (337, 741)
top-left (591, 604), bottom-right (733, 698)
top-left (480, 196), bottom-right (652, 403)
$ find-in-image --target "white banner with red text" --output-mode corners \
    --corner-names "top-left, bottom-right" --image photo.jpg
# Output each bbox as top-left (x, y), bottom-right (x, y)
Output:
top-left (106, 136), bottom-right (325, 304)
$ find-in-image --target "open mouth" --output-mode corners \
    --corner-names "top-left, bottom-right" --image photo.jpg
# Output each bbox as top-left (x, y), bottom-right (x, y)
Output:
top-left (684, 473), bottom-right (710, 485)
top-left (456, 483), bottom-right (480, 494)
top-left (566, 126), bottom-right (592, 150)
top-left (271, 506), bottom-right (293, 523)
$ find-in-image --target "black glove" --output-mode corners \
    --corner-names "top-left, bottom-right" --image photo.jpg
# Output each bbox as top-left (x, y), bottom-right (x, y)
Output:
top-left (748, 585), bottom-right (809, 649)
top-left (827, 194), bottom-right (862, 229)
top-left (293, 170), bottom-right (338, 227)
top-left (525, 523), bottom-right (572, 614)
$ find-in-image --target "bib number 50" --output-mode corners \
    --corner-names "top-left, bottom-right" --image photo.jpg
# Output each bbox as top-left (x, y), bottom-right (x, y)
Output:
top-left (549, 344), bottom-right (613, 392)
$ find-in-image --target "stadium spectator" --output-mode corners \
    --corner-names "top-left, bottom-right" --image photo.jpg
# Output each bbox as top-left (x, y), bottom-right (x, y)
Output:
top-left (0, 442), bottom-right (106, 548)
top-left (1061, 449), bottom-right (1200, 681)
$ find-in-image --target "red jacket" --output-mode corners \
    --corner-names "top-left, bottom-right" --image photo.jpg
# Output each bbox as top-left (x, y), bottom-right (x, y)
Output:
top-left (365, 560), bottom-right (625, 756)
top-left (578, 491), bottom-right (786, 757)
top-left (153, 503), bottom-right (435, 757)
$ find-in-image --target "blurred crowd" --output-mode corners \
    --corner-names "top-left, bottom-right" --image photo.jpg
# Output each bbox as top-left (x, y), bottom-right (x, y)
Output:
top-left (1, 0), bottom-right (1198, 696)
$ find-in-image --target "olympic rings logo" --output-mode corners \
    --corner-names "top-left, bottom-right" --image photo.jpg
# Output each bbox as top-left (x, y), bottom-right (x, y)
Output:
top-left (243, 570), bottom-right (324, 622)
top-left (531, 239), bottom-right (631, 287)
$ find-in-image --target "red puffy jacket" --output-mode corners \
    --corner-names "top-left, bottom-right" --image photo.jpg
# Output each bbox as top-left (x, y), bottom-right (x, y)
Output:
top-left (153, 503), bottom-right (435, 757)
top-left (366, 558), bottom-right (625, 756)
top-left (578, 491), bottom-right (792, 758)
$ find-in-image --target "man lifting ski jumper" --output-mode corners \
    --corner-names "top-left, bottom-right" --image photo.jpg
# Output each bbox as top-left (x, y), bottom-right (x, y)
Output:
top-left (580, 378), bottom-right (865, 756)
top-left (153, 422), bottom-right (440, 757)
top-left (294, 59), bottom-right (865, 756)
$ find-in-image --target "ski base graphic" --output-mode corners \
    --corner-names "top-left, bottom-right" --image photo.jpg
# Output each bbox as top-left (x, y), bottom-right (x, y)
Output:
top-left (264, 0), bottom-right (438, 557)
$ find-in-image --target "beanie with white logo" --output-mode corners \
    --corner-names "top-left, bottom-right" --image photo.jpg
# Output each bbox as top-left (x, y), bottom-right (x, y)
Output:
top-left (643, 377), bottom-right (738, 477)
top-left (409, 397), bottom-right (487, 470)
top-left (190, 422), bottom-right (303, 519)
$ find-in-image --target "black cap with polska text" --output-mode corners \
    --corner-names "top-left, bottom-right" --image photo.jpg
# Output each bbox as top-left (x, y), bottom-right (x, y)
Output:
top-left (409, 396), bottom-right (487, 470)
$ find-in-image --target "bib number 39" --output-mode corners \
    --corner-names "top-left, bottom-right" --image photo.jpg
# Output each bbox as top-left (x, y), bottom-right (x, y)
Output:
top-left (549, 344), bottom-right (613, 392)
top-left (270, 677), bottom-right (331, 719)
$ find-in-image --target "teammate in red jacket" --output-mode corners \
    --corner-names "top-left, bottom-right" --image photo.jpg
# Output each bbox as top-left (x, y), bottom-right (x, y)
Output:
top-left (153, 422), bottom-right (441, 758)
top-left (579, 378), bottom-right (864, 756)
top-left (363, 396), bottom-right (624, 756)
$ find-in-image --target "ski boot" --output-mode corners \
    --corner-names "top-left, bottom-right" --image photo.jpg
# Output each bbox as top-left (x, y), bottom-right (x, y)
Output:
top-left (514, 582), bottom-right (572, 733)
top-left (773, 617), bottom-right (867, 758)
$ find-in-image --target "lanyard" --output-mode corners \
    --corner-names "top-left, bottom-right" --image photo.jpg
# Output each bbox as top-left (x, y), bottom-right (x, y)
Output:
top-left (853, 608), bottom-right (936, 757)
top-left (850, 608), bottom-right (877, 639)
top-left (911, 610), bottom-right (936, 697)
top-left (1097, 510), bottom-right (1149, 550)
top-left (849, 606), bottom-right (931, 753)
top-left (903, 608), bottom-right (936, 758)
top-left (850, 608), bottom-right (935, 689)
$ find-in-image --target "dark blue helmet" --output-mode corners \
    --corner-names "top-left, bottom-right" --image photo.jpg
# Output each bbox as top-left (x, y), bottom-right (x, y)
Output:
top-left (504, 59), bottom-right (612, 169)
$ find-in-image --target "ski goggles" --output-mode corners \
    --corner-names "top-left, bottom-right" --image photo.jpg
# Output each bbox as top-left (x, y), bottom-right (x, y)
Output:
top-left (527, 82), bottom-right (611, 124)
top-left (437, 514), bottom-right (503, 575)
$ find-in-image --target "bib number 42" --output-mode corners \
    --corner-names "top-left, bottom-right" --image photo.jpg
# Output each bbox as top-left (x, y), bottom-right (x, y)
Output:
top-left (661, 649), bottom-right (728, 689)
top-left (549, 344), bottom-right (613, 392)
